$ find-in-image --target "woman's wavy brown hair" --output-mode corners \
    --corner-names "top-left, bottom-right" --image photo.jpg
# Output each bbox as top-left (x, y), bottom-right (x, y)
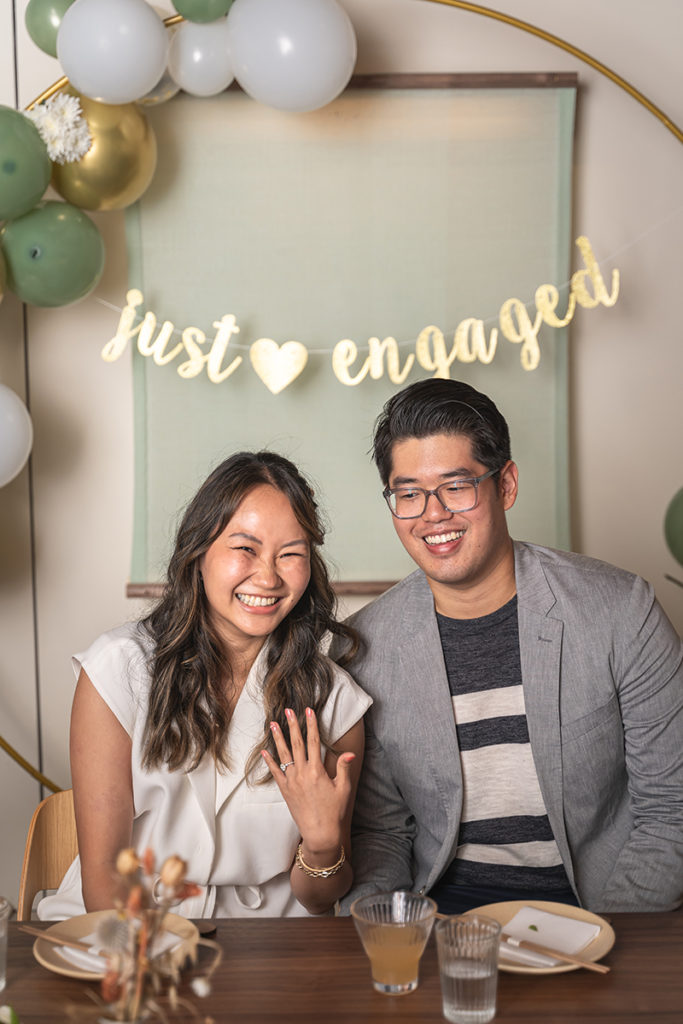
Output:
top-left (140, 451), bottom-right (358, 779)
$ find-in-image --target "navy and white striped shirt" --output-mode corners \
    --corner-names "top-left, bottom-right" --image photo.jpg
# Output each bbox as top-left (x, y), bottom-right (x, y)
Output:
top-left (436, 597), bottom-right (571, 894)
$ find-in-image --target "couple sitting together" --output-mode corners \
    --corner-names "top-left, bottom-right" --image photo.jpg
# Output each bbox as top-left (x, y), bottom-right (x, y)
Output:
top-left (39, 378), bottom-right (683, 921)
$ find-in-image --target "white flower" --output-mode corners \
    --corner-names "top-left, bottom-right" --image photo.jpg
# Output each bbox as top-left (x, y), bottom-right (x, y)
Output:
top-left (190, 977), bottom-right (212, 998)
top-left (25, 94), bottom-right (91, 164)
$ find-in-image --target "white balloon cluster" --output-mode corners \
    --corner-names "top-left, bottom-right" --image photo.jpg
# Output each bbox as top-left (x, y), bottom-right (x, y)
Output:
top-left (0, 384), bottom-right (33, 488)
top-left (56, 0), bottom-right (357, 112)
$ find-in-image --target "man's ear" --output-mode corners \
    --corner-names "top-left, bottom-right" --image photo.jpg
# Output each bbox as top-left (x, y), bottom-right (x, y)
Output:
top-left (499, 461), bottom-right (519, 511)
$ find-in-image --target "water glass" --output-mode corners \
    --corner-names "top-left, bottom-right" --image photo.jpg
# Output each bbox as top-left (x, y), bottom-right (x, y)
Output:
top-left (351, 891), bottom-right (437, 995)
top-left (0, 896), bottom-right (10, 992)
top-left (435, 914), bottom-right (501, 1023)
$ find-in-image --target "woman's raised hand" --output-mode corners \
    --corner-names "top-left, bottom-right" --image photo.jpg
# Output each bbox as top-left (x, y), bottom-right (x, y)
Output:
top-left (262, 707), bottom-right (355, 859)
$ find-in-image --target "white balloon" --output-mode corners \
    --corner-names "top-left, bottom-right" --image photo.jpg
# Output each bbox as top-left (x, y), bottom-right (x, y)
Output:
top-left (168, 18), bottom-right (234, 98)
top-left (57, 0), bottom-right (170, 105)
top-left (0, 385), bottom-right (33, 487)
top-left (227, 0), bottom-right (357, 112)
top-left (137, 5), bottom-right (181, 106)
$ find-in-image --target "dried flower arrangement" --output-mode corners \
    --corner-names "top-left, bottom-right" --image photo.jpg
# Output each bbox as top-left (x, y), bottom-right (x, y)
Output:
top-left (67, 848), bottom-right (221, 1023)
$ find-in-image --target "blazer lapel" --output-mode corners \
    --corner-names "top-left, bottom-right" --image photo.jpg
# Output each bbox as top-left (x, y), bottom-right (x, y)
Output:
top-left (514, 543), bottom-right (575, 887)
top-left (394, 575), bottom-right (463, 876)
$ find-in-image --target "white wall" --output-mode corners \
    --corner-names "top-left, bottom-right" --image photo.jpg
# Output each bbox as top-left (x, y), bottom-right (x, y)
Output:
top-left (0, 0), bottom-right (42, 911)
top-left (1, 0), bottom-right (681, 904)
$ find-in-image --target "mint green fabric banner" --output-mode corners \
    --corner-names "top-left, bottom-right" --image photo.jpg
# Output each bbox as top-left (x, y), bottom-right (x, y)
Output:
top-left (125, 81), bottom-right (576, 585)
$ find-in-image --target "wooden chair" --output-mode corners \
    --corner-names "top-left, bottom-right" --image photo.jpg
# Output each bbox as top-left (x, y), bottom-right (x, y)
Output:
top-left (17, 788), bottom-right (78, 921)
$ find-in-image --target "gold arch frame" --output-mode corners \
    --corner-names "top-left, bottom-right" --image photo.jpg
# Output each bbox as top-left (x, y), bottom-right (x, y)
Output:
top-left (422, 0), bottom-right (681, 143)
top-left (10, 3), bottom-right (680, 792)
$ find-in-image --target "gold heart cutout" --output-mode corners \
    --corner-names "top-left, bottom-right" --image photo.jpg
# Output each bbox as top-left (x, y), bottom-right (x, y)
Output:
top-left (249, 339), bottom-right (309, 394)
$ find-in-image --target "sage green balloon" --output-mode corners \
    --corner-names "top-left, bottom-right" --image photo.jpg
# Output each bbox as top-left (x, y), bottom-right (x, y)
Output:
top-left (0, 201), bottom-right (105, 307)
top-left (172, 0), bottom-right (234, 23)
top-left (0, 106), bottom-right (51, 221)
top-left (664, 487), bottom-right (683, 567)
top-left (25, 0), bottom-right (77, 58)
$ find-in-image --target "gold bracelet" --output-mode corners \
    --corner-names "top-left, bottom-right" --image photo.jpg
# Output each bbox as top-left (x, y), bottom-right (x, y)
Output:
top-left (295, 841), bottom-right (346, 879)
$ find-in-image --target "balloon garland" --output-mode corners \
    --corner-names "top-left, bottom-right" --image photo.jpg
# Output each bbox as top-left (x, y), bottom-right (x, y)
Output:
top-left (0, 0), bottom-right (358, 312)
top-left (0, 0), bottom-right (357, 489)
top-left (0, 384), bottom-right (34, 487)
top-left (664, 490), bottom-right (683, 572)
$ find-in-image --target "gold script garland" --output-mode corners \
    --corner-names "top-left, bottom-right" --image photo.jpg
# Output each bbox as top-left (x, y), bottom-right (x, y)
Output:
top-left (102, 235), bottom-right (619, 393)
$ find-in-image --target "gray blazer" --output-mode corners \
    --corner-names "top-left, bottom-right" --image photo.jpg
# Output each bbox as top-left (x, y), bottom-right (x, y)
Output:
top-left (333, 541), bottom-right (683, 913)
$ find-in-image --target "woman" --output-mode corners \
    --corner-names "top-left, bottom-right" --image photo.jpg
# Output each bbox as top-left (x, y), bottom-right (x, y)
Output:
top-left (39, 452), bottom-right (371, 919)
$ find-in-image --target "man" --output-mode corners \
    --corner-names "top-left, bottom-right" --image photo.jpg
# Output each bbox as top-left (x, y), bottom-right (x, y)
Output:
top-left (333, 378), bottom-right (683, 913)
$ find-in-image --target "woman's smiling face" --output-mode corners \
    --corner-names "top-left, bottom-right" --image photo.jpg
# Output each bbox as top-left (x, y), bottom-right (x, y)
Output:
top-left (200, 483), bottom-right (311, 653)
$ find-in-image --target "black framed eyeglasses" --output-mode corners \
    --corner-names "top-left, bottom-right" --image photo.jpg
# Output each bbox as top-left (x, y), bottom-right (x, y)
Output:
top-left (383, 466), bottom-right (501, 519)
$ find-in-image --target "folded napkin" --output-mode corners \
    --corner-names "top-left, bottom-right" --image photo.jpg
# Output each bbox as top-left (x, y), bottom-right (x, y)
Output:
top-left (57, 929), bottom-right (182, 973)
top-left (56, 942), bottom-right (108, 974)
top-left (498, 906), bottom-right (601, 969)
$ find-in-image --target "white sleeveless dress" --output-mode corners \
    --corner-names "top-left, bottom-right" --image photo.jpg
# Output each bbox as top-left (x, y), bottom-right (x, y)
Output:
top-left (38, 622), bottom-right (372, 920)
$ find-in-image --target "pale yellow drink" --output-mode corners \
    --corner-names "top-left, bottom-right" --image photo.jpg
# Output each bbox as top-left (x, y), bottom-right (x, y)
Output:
top-left (361, 924), bottom-right (429, 992)
top-left (351, 891), bottom-right (437, 995)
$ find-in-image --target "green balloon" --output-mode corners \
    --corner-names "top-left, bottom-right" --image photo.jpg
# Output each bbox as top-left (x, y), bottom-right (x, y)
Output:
top-left (25, 0), bottom-right (77, 58)
top-left (0, 106), bottom-right (51, 221)
top-left (664, 487), bottom-right (683, 567)
top-left (171, 0), bottom-right (234, 23)
top-left (0, 201), bottom-right (105, 307)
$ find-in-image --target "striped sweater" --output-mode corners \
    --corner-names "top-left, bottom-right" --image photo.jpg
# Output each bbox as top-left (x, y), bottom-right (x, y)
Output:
top-left (436, 597), bottom-right (571, 893)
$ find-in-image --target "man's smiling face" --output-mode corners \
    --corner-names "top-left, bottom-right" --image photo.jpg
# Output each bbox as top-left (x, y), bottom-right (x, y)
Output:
top-left (386, 432), bottom-right (518, 613)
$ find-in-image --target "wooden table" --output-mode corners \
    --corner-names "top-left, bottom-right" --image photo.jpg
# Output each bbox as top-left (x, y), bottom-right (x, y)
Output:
top-left (4, 912), bottom-right (682, 1022)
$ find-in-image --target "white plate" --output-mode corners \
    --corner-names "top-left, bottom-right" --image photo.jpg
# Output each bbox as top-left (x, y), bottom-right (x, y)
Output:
top-left (465, 899), bottom-right (615, 975)
top-left (33, 910), bottom-right (199, 980)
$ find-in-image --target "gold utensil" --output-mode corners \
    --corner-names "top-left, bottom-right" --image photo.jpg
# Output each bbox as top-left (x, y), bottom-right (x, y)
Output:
top-left (19, 924), bottom-right (99, 956)
top-left (500, 931), bottom-right (610, 974)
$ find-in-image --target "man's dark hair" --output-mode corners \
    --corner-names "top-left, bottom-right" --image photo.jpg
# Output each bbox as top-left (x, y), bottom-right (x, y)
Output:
top-left (372, 378), bottom-right (511, 485)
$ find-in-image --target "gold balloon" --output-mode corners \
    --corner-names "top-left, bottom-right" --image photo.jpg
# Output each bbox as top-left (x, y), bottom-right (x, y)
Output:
top-left (51, 88), bottom-right (157, 211)
top-left (0, 248), bottom-right (6, 306)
